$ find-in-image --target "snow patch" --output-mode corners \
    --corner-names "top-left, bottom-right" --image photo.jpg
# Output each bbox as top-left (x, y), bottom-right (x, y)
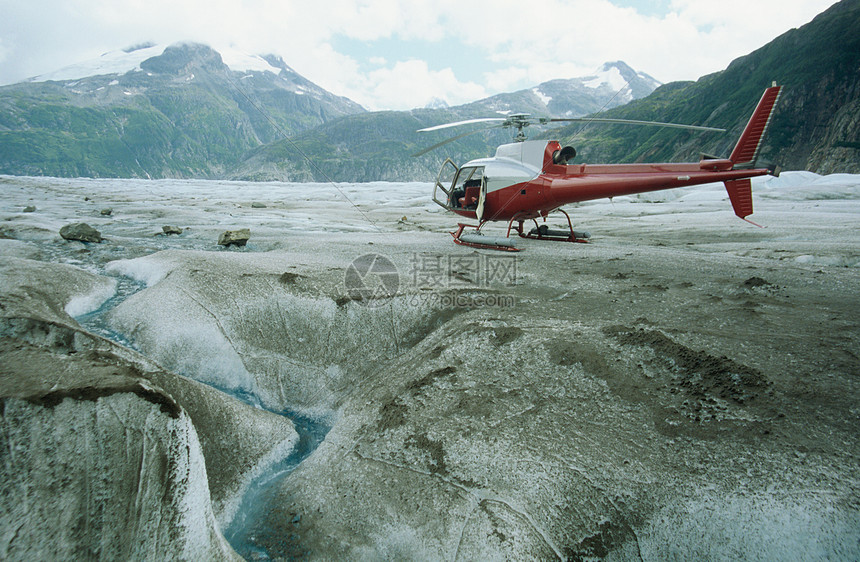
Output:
top-left (532, 87), bottom-right (552, 106)
top-left (584, 66), bottom-right (627, 91)
top-left (29, 44), bottom-right (168, 82)
top-left (794, 254), bottom-right (859, 268)
top-left (217, 47), bottom-right (282, 75)
top-left (26, 42), bottom-right (282, 84)
top-left (757, 172), bottom-right (860, 201)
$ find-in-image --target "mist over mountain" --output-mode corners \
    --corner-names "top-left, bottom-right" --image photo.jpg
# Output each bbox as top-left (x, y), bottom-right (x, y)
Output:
top-left (1, 0), bottom-right (858, 181)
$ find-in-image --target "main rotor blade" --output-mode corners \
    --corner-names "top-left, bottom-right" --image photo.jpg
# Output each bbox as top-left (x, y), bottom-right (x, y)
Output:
top-left (411, 125), bottom-right (500, 157)
top-left (546, 117), bottom-right (725, 132)
top-left (417, 118), bottom-right (507, 133)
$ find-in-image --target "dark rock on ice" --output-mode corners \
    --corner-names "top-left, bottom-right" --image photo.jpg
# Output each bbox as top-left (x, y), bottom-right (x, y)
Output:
top-left (60, 222), bottom-right (103, 243)
top-left (218, 228), bottom-right (250, 247)
top-left (743, 276), bottom-right (771, 288)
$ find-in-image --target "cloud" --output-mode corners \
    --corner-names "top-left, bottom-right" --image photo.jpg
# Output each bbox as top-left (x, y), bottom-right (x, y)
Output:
top-left (440, 0), bottom-right (837, 84)
top-left (351, 59), bottom-right (488, 110)
top-left (0, 0), bottom-right (840, 110)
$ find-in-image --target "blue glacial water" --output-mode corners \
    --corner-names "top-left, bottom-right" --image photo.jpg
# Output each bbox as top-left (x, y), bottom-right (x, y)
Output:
top-left (75, 267), bottom-right (331, 561)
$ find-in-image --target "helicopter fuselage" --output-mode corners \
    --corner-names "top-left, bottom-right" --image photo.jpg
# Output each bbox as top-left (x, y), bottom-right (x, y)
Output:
top-left (426, 85), bottom-right (782, 249)
top-left (434, 139), bottom-right (772, 223)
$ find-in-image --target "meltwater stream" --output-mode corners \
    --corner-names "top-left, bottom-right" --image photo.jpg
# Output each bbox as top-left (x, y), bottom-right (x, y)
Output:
top-left (75, 267), bottom-right (331, 561)
top-left (223, 412), bottom-right (330, 559)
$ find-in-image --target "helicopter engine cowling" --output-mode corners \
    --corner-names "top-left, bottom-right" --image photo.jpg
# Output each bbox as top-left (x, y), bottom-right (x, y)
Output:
top-left (552, 146), bottom-right (577, 165)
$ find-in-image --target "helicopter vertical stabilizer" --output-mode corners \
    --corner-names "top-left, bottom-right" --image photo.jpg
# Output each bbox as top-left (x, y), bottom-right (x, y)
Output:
top-left (729, 85), bottom-right (782, 168)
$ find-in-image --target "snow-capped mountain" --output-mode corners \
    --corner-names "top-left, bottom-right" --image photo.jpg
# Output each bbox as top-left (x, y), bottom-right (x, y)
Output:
top-left (456, 61), bottom-right (661, 119)
top-left (1, 42), bottom-right (364, 178)
top-left (2, 0), bottom-right (856, 182)
top-left (0, 48), bottom-right (663, 180)
top-left (28, 41), bottom-right (313, 84)
top-left (534, 61), bottom-right (662, 115)
top-left (25, 41), bottom-right (359, 111)
top-left (424, 97), bottom-right (450, 110)
top-left (28, 43), bottom-right (171, 83)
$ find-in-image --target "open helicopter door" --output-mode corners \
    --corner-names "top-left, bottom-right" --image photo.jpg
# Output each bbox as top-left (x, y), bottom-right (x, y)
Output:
top-left (476, 176), bottom-right (487, 221)
top-left (432, 158), bottom-right (459, 210)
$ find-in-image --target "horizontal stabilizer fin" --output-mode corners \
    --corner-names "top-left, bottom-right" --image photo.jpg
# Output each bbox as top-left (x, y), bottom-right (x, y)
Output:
top-left (725, 178), bottom-right (753, 218)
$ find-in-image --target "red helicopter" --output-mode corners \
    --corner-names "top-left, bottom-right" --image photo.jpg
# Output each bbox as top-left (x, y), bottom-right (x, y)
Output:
top-left (415, 85), bottom-right (782, 251)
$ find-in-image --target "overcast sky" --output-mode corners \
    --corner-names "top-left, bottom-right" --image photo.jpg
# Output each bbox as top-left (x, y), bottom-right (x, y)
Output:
top-left (0, 0), bottom-right (839, 111)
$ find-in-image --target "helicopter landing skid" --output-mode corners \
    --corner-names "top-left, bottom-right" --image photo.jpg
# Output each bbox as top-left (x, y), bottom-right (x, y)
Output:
top-left (508, 209), bottom-right (590, 243)
top-left (451, 223), bottom-right (520, 252)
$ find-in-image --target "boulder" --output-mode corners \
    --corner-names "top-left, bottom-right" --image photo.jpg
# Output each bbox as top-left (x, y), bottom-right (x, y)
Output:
top-left (163, 225), bottom-right (183, 235)
top-left (59, 222), bottom-right (102, 243)
top-left (218, 228), bottom-right (250, 247)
